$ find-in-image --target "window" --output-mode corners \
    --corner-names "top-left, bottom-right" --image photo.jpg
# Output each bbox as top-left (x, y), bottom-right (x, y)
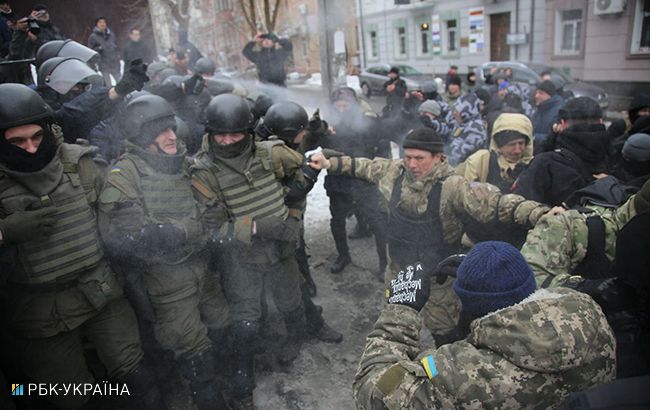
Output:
top-left (216, 0), bottom-right (232, 11)
top-left (444, 19), bottom-right (457, 52)
top-left (555, 9), bottom-right (583, 55)
top-left (396, 26), bottom-right (407, 57)
top-left (631, 0), bottom-right (650, 55)
top-left (368, 30), bottom-right (378, 59)
top-left (417, 21), bottom-right (430, 56)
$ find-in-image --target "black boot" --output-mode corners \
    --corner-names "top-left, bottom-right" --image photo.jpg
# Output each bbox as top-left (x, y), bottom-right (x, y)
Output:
top-left (278, 307), bottom-right (306, 366)
top-left (180, 350), bottom-right (228, 410)
top-left (123, 361), bottom-right (168, 410)
top-left (330, 253), bottom-right (351, 273)
top-left (230, 321), bottom-right (259, 399)
top-left (309, 321), bottom-right (343, 344)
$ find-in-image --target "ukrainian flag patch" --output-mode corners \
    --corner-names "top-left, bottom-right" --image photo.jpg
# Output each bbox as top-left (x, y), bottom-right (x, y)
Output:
top-left (420, 355), bottom-right (438, 379)
top-left (110, 167), bottom-right (122, 173)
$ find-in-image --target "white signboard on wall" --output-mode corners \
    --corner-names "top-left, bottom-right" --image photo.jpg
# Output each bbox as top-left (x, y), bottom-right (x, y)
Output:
top-left (431, 14), bottom-right (441, 55)
top-left (468, 7), bottom-right (484, 53)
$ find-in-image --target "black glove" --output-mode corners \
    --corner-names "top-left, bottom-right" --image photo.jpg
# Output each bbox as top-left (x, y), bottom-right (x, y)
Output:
top-left (300, 163), bottom-right (319, 183)
top-left (255, 216), bottom-right (300, 242)
top-left (0, 207), bottom-right (58, 244)
top-left (387, 262), bottom-right (431, 312)
top-left (140, 223), bottom-right (186, 251)
top-left (115, 59), bottom-right (149, 96)
top-left (182, 74), bottom-right (205, 95)
top-left (433, 254), bottom-right (465, 284)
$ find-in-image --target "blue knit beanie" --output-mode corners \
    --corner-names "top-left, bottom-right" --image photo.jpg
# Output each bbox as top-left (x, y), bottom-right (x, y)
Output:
top-left (453, 241), bottom-right (536, 317)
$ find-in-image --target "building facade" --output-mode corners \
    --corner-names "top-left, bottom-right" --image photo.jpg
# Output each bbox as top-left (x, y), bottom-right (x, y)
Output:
top-left (356, 0), bottom-right (546, 76)
top-left (544, 0), bottom-right (650, 94)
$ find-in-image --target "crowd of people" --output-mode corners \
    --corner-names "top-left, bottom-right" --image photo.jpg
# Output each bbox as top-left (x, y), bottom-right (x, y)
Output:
top-left (1, 2), bottom-right (649, 410)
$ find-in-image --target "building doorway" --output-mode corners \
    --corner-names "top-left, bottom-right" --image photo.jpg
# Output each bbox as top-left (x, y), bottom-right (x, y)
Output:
top-left (490, 12), bottom-right (511, 61)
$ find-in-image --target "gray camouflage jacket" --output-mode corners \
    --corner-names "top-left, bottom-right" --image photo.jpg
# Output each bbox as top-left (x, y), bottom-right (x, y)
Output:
top-left (354, 288), bottom-right (616, 410)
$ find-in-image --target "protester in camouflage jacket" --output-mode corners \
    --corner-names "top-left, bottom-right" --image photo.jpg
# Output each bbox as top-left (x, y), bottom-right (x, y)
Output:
top-left (354, 242), bottom-right (616, 410)
top-left (521, 179), bottom-right (649, 288)
top-left (308, 128), bottom-right (550, 339)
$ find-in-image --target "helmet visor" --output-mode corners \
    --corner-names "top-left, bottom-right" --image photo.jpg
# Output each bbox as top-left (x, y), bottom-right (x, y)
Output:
top-left (46, 58), bottom-right (104, 95)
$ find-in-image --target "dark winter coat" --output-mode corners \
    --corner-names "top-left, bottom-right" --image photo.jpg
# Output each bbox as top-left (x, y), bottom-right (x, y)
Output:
top-left (532, 94), bottom-right (564, 142)
top-left (382, 77), bottom-right (407, 115)
top-left (88, 27), bottom-right (119, 69)
top-left (51, 86), bottom-right (119, 143)
top-left (513, 123), bottom-right (610, 206)
top-left (242, 40), bottom-right (292, 86)
top-left (122, 39), bottom-right (153, 65)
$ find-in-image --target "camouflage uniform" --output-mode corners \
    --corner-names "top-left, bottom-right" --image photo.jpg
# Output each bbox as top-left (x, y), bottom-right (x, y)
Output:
top-left (521, 196), bottom-right (638, 288)
top-left (0, 144), bottom-right (144, 409)
top-left (354, 288), bottom-right (616, 410)
top-left (98, 141), bottom-right (230, 360)
top-left (327, 155), bottom-right (549, 338)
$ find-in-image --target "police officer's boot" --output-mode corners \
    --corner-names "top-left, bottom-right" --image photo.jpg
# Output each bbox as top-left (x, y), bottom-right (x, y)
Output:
top-left (123, 361), bottom-right (168, 410)
top-left (180, 349), bottom-right (228, 410)
top-left (303, 285), bottom-right (343, 344)
top-left (278, 307), bottom-right (306, 366)
top-left (331, 219), bottom-right (352, 273)
top-left (230, 320), bottom-right (259, 409)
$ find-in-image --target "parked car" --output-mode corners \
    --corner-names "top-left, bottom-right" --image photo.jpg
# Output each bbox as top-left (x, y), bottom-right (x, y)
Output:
top-left (359, 63), bottom-right (431, 97)
top-left (475, 61), bottom-right (608, 109)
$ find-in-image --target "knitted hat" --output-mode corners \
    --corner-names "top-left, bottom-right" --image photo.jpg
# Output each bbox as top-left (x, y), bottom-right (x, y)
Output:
top-left (448, 75), bottom-right (462, 87)
top-left (402, 127), bottom-right (444, 154)
top-left (634, 179), bottom-right (650, 214)
top-left (622, 133), bottom-right (650, 162)
top-left (418, 100), bottom-right (441, 117)
top-left (453, 241), bottom-right (536, 317)
top-left (560, 97), bottom-right (603, 120)
top-left (536, 80), bottom-right (556, 97)
top-left (498, 80), bottom-right (510, 91)
top-left (492, 113), bottom-right (533, 146)
top-left (389, 66), bottom-right (399, 75)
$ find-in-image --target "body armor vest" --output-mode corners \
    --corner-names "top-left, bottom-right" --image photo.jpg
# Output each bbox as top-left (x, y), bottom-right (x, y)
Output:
top-left (212, 142), bottom-right (288, 221)
top-left (387, 172), bottom-right (454, 269)
top-left (0, 146), bottom-right (103, 285)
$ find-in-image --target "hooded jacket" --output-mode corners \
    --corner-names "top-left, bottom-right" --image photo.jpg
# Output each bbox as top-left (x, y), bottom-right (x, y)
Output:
top-left (354, 287), bottom-right (616, 410)
top-left (460, 113), bottom-right (534, 191)
top-left (88, 26), bottom-right (119, 67)
top-left (447, 93), bottom-right (487, 166)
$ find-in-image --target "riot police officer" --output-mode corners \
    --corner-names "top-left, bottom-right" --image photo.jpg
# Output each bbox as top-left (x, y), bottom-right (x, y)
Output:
top-left (97, 94), bottom-right (230, 409)
top-left (190, 94), bottom-right (308, 409)
top-left (0, 83), bottom-right (164, 409)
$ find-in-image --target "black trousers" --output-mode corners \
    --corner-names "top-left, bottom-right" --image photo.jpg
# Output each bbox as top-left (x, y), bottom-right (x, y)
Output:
top-left (328, 187), bottom-right (387, 264)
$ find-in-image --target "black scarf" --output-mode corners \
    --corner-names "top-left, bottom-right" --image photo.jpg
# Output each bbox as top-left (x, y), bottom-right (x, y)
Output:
top-left (129, 143), bottom-right (186, 175)
top-left (0, 125), bottom-right (58, 172)
top-left (556, 123), bottom-right (609, 165)
top-left (209, 134), bottom-right (252, 159)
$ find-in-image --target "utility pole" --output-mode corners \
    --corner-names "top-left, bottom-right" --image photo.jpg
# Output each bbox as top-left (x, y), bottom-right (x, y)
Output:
top-left (317, 0), bottom-right (347, 99)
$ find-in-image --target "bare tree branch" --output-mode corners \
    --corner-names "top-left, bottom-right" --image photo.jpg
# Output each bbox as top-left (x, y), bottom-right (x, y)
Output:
top-left (162, 0), bottom-right (189, 28)
top-left (270, 0), bottom-right (282, 33)
top-left (263, 0), bottom-right (271, 31)
top-left (237, 0), bottom-right (256, 36)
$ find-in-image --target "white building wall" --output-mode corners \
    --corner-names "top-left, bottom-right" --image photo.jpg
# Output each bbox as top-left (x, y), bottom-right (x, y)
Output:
top-left (357, 0), bottom-right (545, 75)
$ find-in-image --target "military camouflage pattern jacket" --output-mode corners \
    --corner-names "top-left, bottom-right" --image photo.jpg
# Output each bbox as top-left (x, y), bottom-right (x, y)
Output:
top-left (327, 156), bottom-right (549, 245)
top-left (521, 195), bottom-right (638, 288)
top-left (354, 288), bottom-right (616, 410)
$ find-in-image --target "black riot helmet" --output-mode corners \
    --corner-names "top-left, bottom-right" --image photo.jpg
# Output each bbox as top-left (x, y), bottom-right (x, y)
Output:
top-left (205, 93), bottom-right (254, 135)
top-left (264, 102), bottom-right (308, 143)
top-left (123, 94), bottom-right (177, 147)
top-left (36, 39), bottom-right (100, 69)
top-left (38, 57), bottom-right (104, 95)
top-left (193, 57), bottom-right (215, 76)
top-left (0, 83), bottom-right (54, 129)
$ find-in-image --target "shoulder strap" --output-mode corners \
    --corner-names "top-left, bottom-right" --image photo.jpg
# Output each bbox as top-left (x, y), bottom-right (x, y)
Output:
top-left (572, 214), bottom-right (612, 279)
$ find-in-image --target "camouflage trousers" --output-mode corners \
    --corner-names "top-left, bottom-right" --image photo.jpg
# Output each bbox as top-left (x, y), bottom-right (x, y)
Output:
top-left (143, 253), bottom-right (230, 360)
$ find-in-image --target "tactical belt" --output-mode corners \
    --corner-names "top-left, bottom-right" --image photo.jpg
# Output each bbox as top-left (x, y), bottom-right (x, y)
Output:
top-left (8, 270), bottom-right (85, 293)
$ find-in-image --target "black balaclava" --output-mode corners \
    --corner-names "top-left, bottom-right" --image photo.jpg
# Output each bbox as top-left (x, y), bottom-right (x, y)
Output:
top-left (0, 123), bottom-right (58, 172)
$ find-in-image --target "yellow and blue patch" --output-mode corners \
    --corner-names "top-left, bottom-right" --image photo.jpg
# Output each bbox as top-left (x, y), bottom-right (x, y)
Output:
top-left (110, 166), bottom-right (122, 173)
top-left (420, 355), bottom-right (438, 380)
